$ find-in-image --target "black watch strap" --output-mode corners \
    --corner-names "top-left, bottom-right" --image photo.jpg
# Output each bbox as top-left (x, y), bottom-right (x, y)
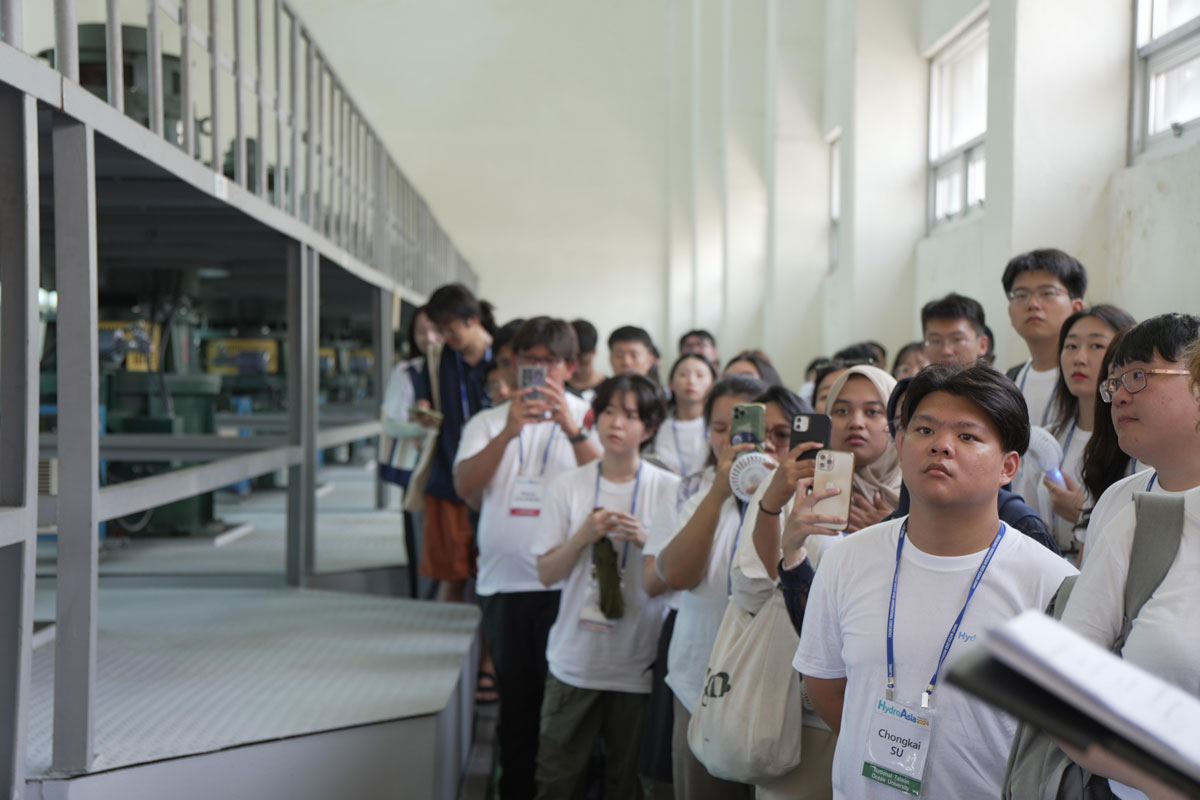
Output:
top-left (568, 430), bottom-right (589, 444)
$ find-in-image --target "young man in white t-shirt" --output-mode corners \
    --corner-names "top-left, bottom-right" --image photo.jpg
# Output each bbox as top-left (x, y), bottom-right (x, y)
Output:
top-left (532, 375), bottom-right (680, 799)
top-left (1000, 249), bottom-right (1087, 428)
top-left (453, 317), bottom-right (601, 800)
top-left (795, 364), bottom-right (1076, 800)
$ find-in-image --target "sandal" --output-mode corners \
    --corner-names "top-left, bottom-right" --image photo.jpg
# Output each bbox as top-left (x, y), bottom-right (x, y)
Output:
top-left (476, 671), bottom-right (499, 705)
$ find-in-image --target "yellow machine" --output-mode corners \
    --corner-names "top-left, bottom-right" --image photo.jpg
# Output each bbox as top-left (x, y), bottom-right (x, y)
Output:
top-left (204, 339), bottom-right (280, 376)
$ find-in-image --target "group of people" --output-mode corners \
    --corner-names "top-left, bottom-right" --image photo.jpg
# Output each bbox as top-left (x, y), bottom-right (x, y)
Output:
top-left (379, 248), bottom-right (1200, 800)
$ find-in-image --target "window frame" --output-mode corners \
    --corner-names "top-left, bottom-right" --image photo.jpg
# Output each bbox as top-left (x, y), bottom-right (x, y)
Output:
top-left (1131, 4), bottom-right (1200, 161)
top-left (926, 17), bottom-right (989, 232)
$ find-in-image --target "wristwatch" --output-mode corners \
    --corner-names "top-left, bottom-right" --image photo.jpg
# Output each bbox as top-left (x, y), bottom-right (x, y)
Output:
top-left (567, 430), bottom-right (589, 445)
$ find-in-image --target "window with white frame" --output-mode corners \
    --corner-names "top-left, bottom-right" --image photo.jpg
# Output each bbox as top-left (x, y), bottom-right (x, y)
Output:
top-left (829, 135), bottom-right (841, 272)
top-left (1134, 0), bottom-right (1200, 156)
top-left (928, 18), bottom-right (988, 228)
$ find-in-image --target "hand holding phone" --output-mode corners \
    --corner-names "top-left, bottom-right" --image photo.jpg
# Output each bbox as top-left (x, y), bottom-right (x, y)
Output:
top-left (790, 413), bottom-right (832, 461)
top-left (811, 449), bottom-right (855, 530)
top-left (730, 403), bottom-right (766, 452)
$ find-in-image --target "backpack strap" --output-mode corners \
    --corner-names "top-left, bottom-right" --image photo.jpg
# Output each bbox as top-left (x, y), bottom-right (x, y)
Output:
top-left (1115, 491), bottom-right (1185, 653)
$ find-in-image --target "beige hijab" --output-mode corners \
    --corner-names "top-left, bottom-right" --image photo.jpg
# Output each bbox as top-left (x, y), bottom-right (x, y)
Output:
top-left (825, 365), bottom-right (902, 507)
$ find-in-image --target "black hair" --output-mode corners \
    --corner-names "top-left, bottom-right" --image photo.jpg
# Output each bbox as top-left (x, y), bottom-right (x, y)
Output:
top-left (701, 374), bottom-right (769, 466)
top-left (571, 318), bottom-right (599, 355)
top-left (667, 352), bottom-right (718, 408)
top-left (833, 342), bottom-right (880, 366)
top-left (753, 385), bottom-right (813, 422)
top-left (1106, 312), bottom-right (1200, 371)
top-left (1047, 305), bottom-right (1136, 436)
top-left (511, 316), bottom-right (579, 363)
top-left (981, 325), bottom-right (997, 366)
top-left (608, 325), bottom-right (662, 385)
top-left (865, 341), bottom-right (887, 364)
top-left (891, 341), bottom-right (925, 377)
top-left (679, 329), bottom-right (717, 350)
top-left (900, 363), bottom-right (1030, 455)
top-left (812, 362), bottom-right (850, 410)
top-left (1001, 248), bottom-right (1088, 299)
top-left (493, 318), bottom-right (525, 354)
top-left (887, 376), bottom-right (915, 438)
top-left (406, 305), bottom-right (432, 359)
top-left (591, 374), bottom-right (668, 449)
top-left (425, 283), bottom-right (497, 336)
top-left (724, 349), bottom-right (784, 388)
top-left (1081, 329), bottom-right (1131, 514)
top-left (920, 292), bottom-right (987, 338)
top-left (804, 357), bottom-right (832, 380)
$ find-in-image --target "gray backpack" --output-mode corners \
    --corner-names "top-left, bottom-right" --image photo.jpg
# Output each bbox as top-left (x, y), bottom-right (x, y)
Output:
top-left (1001, 491), bottom-right (1186, 800)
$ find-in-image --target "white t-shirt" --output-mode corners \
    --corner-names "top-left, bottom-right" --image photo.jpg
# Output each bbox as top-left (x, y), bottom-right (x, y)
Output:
top-left (1016, 361), bottom-right (1060, 429)
top-left (643, 467), bottom-right (718, 612)
top-left (1080, 467), bottom-right (1167, 559)
top-left (650, 475), bottom-right (746, 712)
top-left (652, 412), bottom-right (708, 478)
top-left (532, 460), bottom-right (681, 693)
top-left (794, 517), bottom-right (1077, 800)
top-left (454, 392), bottom-right (595, 596)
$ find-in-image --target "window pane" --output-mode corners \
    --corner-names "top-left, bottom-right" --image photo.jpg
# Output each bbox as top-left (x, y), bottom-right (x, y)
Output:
top-left (934, 159), bottom-right (964, 220)
top-left (932, 26), bottom-right (988, 159)
top-left (966, 148), bottom-right (986, 207)
top-left (1153, 0), bottom-right (1200, 39)
top-left (1150, 52), bottom-right (1200, 134)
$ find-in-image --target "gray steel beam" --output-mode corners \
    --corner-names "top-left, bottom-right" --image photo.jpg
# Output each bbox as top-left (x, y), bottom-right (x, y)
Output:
top-left (181, 0), bottom-right (195, 156)
top-left (0, 84), bottom-right (39, 800)
top-left (105, 0), bottom-right (123, 113)
top-left (54, 0), bottom-right (78, 80)
top-left (285, 243), bottom-right (317, 586)
top-left (255, 0), bottom-right (266, 196)
top-left (233, 0), bottom-right (246, 186)
top-left (315, 420), bottom-right (381, 451)
top-left (208, 0), bottom-right (221, 170)
top-left (288, 10), bottom-right (298, 215)
top-left (51, 114), bottom-right (100, 775)
top-left (304, 31), bottom-right (314, 225)
top-left (1, 0), bottom-right (23, 47)
top-left (373, 286), bottom-right (392, 510)
top-left (147, 0), bottom-right (164, 136)
top-left (39, 433), bottom-right (292, 461)
top-left (273, 0), bottom-right (283, 208)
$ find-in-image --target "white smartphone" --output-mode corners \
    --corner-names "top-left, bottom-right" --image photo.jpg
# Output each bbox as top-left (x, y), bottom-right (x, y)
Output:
top-left (811, 449), bottom-right (855, 530)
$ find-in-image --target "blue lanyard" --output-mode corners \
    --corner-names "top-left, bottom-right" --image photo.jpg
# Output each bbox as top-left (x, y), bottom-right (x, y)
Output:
top-left (593, 462), bottom-right (644, 570)
top-left (1147, 471), bottom-right (1158, 491)
top-left (1058, 416), bottom-right (1078, 470)
top-left (886, 520), bottom-right (1005, 707)
top-left (518, 425), bottom-right (558, 477)
top-left (1018, 360), bottom-right (1057, 427)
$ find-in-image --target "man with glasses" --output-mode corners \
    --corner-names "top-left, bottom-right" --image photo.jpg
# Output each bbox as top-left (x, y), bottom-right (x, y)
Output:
top-left (1081, 312), bottom-right (1200, 554)
top-left (1000, 249), bottom-right (1087, 426)
top-left (920, 293), bottom-right (990, 367)
top-left (453, 316), bottom-right (601, 800)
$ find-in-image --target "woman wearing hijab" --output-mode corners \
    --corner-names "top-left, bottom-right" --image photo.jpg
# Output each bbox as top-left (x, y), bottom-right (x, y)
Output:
top-left (823, 365), bottom-right (902, 531)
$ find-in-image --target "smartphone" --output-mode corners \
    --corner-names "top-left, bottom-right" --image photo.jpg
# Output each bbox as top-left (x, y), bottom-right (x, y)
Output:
top-left (811, 449), bottom-right (855, 530)
top-left (409, 406), bottom-right (443, 422)
top-left (518, 364), bottom-right (547, 401)
top-left (730, 403), bottom-right (766, 452)
top-left (790, 413), bottom-right (832, 461)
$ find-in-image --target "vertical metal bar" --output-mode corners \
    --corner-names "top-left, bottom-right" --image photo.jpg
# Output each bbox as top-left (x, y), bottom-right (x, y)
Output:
top-left (147, 0), bottom-right (164, 135)
top-left (304, 32), bottom-right (314, 225)
top-left (51, 115), bottom-right (100, 776)
top-left (288, 11), bottom-right (298, 215)
top-left (105, 0), bottom-right (124, 111)
top-left (181, 0), bottom-right (194, 156)
top-left (1, 0), bottom-right (24, 48)
top-left (372, 286), bottom-right (392, 510)
top-left (255, 0), bottom-right (266, 196)
top-left (233, 0), bottom-right (246, 186)
top-left (55, 0), bottom-right (79, 80)
top-left (273, 0), bottom-right (282, 207)
top-left (208, 0), bottom-right (221, 172)
top-left (314, 60), bottom-right (324, 232)
top-left (0, 86), bottom-right (40, 800)
top-left (338, 91), bottom-right (347, 247)
top-left (285, 243), bottom-right (317, 586)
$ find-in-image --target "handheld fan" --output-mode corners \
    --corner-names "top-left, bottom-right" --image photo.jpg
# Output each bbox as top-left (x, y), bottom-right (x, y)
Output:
top-left (1026, 426), bottom-right (1066, 489)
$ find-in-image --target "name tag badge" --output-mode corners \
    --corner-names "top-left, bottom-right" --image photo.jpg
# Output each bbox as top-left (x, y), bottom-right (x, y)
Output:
top-left (862, 696), bottom-right (935, 796)
top-left (578, 579), bottom-right (615, 633)
top-left (509, 476), bottom-right (545, 517)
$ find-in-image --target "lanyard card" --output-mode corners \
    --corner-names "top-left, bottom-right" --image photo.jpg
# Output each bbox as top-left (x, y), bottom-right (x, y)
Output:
top-left (509, 476), bottom-right (545, 517)
top-left (863, 696), bottom-right (935, 796)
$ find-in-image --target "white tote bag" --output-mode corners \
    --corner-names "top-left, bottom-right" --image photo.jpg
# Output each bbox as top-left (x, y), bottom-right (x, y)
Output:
top-left (686, 588), bottom-right (804, 784)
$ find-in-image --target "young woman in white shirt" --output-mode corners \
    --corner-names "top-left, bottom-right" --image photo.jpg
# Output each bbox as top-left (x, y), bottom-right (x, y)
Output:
top-left (532, 375), bottom-right (681, 799)
top-left (652, 353), bottom-right (717, 478)
top-left (1022, 305), bottom-right (1134, 554)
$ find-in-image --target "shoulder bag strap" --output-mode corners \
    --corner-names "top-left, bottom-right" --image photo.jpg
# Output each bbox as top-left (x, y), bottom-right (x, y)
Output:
top-left (1115, 491), bottom-right (1185, 653)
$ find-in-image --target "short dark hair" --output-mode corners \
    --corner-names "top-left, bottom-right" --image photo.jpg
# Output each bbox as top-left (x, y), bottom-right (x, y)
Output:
top-left (426, 283), bottom-right (497, 335)
top-left (753, 385), bottom-right (813, 421)
top-left (608, 325), bottom-right (657, 351)
top-left (493, 318), bottom-right (525, 354)
top-left (833, 343), bottom-right (880, 366)
top-left (572, 319), bottom-right (599, 354)
top-left (703, 374), bottom-right (769, 427)
top-left (804, 357), bottom-right (832, 379)
top-left (890, 342), bottom-right (924, 377)
top-left (981, 325), bottom-right (997, 366)
top-left (512, 316), bottom-right (579, 363)
top-left (1001, 248), bottom-right (1088, 299)
top-left (406, 305), bottom-right (432, 359)
top-left (679, 329), bottom-right (717, 350)
top-left (724, 350), bottom-right (784, 388)
top-left (1107, 312), bottom-right (1200, 370)
top-left (900, 363), bottom-right (1030, 455)
top-left (591, 374), bottom-right (668, 446)
top-left (920, 292), bottom-right (987, 338)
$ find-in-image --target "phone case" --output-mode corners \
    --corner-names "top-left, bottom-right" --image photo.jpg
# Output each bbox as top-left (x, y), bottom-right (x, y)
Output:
top-left (730, 403), bottom-right (766, 451)
top-left (811, 449), bottom-right (855, 530)
top-left (518, 365), bottom-right (547, 389)
top-left (790, 413), bottom-right (833, 460)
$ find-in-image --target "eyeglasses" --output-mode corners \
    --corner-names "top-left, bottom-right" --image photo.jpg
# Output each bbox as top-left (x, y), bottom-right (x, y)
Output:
top-left (923, 335), bottom-right (975, 351)
top-left (1006, 287), bottom-right (1067, 305)
top-left (516, 355), bottom-right (564, 367)
top-left (1098, 368), bottom-right (1191, 403)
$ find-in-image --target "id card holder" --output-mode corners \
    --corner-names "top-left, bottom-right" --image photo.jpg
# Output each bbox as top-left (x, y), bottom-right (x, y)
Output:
top-left (578, 570), bottom-right (615, 633)
top-left (862, 696), bottom-right (935, 796)
top-left (509, 476), bottom-right (545, 517)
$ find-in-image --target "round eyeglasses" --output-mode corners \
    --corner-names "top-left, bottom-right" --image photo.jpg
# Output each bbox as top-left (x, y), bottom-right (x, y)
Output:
top-left (1098, 368), bottom-right (1191, 403)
